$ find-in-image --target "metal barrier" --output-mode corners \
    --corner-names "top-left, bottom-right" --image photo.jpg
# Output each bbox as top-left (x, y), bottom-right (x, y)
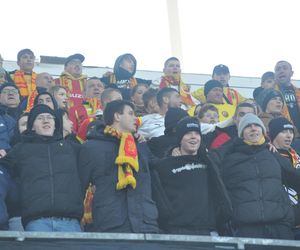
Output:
top-left (0, 231), bottom-right (300, 249)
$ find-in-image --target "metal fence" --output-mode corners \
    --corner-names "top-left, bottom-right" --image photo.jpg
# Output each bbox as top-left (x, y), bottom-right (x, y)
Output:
top-left (0, 231), bottom-right (300, 250)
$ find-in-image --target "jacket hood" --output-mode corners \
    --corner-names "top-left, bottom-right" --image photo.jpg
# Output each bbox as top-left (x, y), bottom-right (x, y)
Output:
top-left (113, 53), bottom-right (137, 80)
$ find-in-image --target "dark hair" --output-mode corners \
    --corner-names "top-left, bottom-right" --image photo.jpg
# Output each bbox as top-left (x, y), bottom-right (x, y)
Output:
top-left (197, 104), bottom-right (218, 119)
top-left (157, 87), bottom-right (178, 108)
top-left (164, 57), bottom-right (180, 68)
top-left (17, 49), bottom-right (34, 62)
top-left (33, 91), bottom-right (58, 110)
top-left (234, 102), bottom-right (256, 117)
top-left (104, 100), bottom-right (135, 126)
top-left (143, 88), bottom-right (158, 109)
top-left (130, 83), bottom-right (149, 98)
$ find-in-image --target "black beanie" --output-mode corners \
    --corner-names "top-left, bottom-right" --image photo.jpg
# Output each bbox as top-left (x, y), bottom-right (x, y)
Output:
top-left (204, 80), bottom-right (223, 97)
top-left (27, 104), bottom-right (60, 132)
top-left (269, 117), bottom-right (294, 142)
top-left (256, 89), bottom-right (283, 112)
top-left (175, 117), bottom-right (201, 145)
top-left (164, 107), bottom-right (188, 135)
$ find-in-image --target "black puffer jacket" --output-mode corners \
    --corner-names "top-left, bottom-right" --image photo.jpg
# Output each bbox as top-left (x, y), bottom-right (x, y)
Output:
top-left (1, 132), bottom-right (83, 226)
top-left (211, 138), bottom-right (298, 227)
top-left (79, 127), bottom-right (159, 233)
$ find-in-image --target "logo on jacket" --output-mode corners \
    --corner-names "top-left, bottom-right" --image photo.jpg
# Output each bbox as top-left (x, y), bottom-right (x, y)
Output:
top-left (172, 163), bottom-right (206, 174)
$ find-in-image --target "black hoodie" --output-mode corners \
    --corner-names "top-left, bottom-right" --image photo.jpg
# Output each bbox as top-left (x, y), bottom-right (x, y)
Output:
top-left (101, 53), bottom-right (151, 100)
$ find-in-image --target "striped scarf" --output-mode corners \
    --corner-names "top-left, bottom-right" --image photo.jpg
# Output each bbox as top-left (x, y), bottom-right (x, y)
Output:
top-left (104, 126), bottom-right (139, 190)
top-left (160, 75), bottom-right (194, 106)
top-left (12, 70), bottom-right (37, 97)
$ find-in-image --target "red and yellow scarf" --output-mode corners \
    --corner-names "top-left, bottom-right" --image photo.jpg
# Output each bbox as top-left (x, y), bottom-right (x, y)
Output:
top-left (58, 71), bottom-right (87, 108)
top-left (104, 126), bottom-right (139, 190)
top-left (160, 75), bottom-right (194, 106)
top-left (12, 70), bottom-right (37, 97)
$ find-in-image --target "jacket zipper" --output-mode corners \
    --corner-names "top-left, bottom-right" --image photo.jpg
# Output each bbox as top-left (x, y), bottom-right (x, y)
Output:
top-left (254, 159), bottom-right (264, 221)
top-left (48, 145), bottom-right (54, 207)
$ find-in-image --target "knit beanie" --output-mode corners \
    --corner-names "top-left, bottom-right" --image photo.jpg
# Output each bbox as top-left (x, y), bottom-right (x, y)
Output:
top-left (204, 80), bottom-right (223, 97)
top-left (269, 117), bottom-right (294, 142)
top-left (164, 107), bottom-right (188, 135)
top-left (256, 89), bottom-right (283, 112)
top-left (238, 113), bottom-right (266, 138)
top-left (27, 104), bottom-right (60, 132)
top-left (175, 117), bottom-right (201, 144)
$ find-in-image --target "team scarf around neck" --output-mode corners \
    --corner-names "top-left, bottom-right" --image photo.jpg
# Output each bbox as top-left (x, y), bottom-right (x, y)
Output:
top-left (104, 125), bottom-right (139, 190)
top-left (160, 75), bottom-right (194, 106)
top-left (243, 135), bottom-right (266, 146)
top-left (13, 70), bottom-right (37, 97)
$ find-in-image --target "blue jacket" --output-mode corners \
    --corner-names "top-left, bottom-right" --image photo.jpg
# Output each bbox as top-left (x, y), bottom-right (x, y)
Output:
top-left (0, 165), bottom-right (17, 230)
top-left (0, 107), bottom-right (16, 151)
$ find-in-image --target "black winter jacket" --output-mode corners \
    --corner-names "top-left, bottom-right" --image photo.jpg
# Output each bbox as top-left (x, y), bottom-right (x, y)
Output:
top-left (153, 153), bottom-right (232, 234)
top-left (210, 138), bottom-right (300, 227)
top-left (0, 132), bottom-right (83, 226)
top-left (79, 128), bottom-right (159, 233)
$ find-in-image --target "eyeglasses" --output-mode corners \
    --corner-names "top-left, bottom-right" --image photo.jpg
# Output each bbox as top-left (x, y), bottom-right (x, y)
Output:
top-left (36, 115), bottom-right (55, 122)
top-left (1, 89), bottom-right (19, 95)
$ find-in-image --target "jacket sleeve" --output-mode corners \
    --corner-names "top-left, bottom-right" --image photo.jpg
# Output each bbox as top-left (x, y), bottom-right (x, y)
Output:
top-left (78, 144), bottom-right (93, 193)
top-left (0, 144), bottom-right (19, 177)
top-left (274, 152), bottom-right (300, 192)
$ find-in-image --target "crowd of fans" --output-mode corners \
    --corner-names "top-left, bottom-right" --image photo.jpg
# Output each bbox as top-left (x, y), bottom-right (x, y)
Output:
top-left (1, 49), bottom-right (300, 243)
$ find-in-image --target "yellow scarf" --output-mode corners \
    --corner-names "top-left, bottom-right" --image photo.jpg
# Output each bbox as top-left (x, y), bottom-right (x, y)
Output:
top-left (243, 135), bottom-right (266, 145)
top-left (104, 126), bottom-right (139, 190)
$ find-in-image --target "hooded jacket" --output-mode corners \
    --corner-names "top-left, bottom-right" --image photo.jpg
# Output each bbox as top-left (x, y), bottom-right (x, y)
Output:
top-left (101, 54), bottom-right (151, 100)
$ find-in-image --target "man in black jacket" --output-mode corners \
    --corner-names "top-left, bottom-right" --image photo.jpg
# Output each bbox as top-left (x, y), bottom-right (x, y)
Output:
top-left (78, 100), bottom-right (158, 233)
top-left (153, 117), bottom-right (231, 235)
top-left (211, 113), bottom-right (300, 240)
top-left (0, 104), bottom-right (83, 232)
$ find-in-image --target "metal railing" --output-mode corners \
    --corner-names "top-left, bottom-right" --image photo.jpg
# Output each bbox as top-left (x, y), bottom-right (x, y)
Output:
top-left (0, 231), bottom-right (300, 249)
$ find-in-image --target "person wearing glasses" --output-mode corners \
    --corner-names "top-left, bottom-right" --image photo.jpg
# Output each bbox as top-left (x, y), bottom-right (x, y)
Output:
top-left (0, 104), bottom-right (83, 232)
top-left (0, 82), bottom-right (21, 120)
